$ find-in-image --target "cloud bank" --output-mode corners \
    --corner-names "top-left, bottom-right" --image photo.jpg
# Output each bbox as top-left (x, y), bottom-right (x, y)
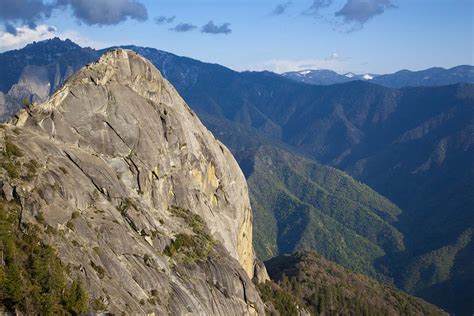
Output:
top-left (301, 0), bottom-right (396, 30)
top-left (201, 21), bottom-right (232, 35)
top-left (335, 0), bottom-right (395, 25)
top-left (304, 0), bottom-right (333, 16)
top-left (170, 23), bottom-right (197, 33)
top-left (272, 1), bottom-right (293, 15)
top-left (59, 0), bottom-right (148, 26)
top-left (0, 0), bottom-right (55, 25)
top-left (155, 15), bottom-right (176, 25)
top-left (4, 22), bottom-right (18, 36)
top-left (0, 0), bottom-right (149, 27)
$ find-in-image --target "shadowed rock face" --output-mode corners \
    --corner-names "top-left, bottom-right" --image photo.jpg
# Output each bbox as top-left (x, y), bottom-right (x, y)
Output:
top-left (0, 92), bottom-right (20, 122)
top-left (1, 49), bottom-right (263, 314)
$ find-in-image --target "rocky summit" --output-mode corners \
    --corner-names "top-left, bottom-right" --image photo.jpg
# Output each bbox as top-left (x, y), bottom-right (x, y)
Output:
top-left (0, 49), bottom-right (265, 314)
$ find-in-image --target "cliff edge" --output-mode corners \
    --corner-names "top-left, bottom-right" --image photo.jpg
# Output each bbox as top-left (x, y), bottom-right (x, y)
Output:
top-left (1, 49), bottom-right (263, 314)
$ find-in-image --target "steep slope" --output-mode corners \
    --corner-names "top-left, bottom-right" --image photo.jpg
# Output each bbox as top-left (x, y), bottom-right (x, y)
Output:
top-left (397, 228), bottom-right (474, 316)
top-left (237, 146), bottom-right (405, 280)
top-left (264, 251), bottom-right (446, 315)
top-left (197, 116), bottom-right (407, 276)
top-left (0, 92), bottom-right (19, 122)
top-left (0, 49), bottom-right (264, 314)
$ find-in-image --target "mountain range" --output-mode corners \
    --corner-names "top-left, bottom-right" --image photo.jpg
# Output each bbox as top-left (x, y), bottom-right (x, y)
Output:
top-left (0, 38), bottom-right (472, 315)
top-left (282, 65), bottom-right (474, 88)
top-left (282, 69), bottom-right (377, 85)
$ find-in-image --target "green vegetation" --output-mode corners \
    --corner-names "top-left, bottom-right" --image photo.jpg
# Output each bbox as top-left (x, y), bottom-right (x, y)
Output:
top-left (396, 228), bottom-right (474, 315)
top-left (0, 200), bottom-right (89, 315)
top-left (0, 138), bottom-right (39, 182)
top-left (0, 160), bottom-right (19, 179)
top-left (63, 279), bottom-right (89, 315)
top-left (66, 220), bottom-right (75, 231)
top-left (90, 261), bottom-right (107, 279)
top-left (5, 140), bottom-right (23, 158)
top-left (0, 139), bottom-right (22, 179)
top-left (164, 206), bottom-right (214, 262)
top-left (243, 146), bottom-right (404, 279)
top-left (264, 251), bottom-right (446, 316)
top-left (163, 233), bottom-right (212, 262)
top-left (23, 159), bottom-right (39, 181)
top-left (92, 296), bottom-right (107, 311)
top-left (35, 211), bottom-right (45, 224)
top-left (257, 281), bottom-right (301, 316)
top-left (168, 206), bottom-right (207, 235)
top-left (21, 97), bottom-right (31, 108)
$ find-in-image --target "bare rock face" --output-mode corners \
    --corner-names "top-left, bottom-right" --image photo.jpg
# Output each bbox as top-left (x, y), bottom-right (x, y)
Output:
top-left (0, 92), bottom-right (20, 122)
top-left (0, 92), bottom-right (5, 118)
top-left (7, 64), bottom-right (52, 102)
top-left (1, 49), bottom-right (263, 314)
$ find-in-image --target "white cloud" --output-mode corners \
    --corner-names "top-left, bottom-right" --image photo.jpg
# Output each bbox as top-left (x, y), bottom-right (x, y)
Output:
top-left (0, 25), bottom-right (55, 51)
top-left (0, 24), bottom-right (107, 51)
top-left (242, 53), bottom-right (348, 73)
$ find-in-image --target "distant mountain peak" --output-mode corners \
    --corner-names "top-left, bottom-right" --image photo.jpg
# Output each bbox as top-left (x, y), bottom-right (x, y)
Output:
top-left (298, 70), bottom-right (312, 75)
top-left (24, 37), bottom-right (82, 51)
top-left (284, 65), bottom-right (473, 87)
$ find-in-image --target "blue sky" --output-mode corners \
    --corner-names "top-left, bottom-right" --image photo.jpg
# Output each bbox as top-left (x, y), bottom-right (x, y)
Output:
top-left (0, 0), bottom-right (473, 74)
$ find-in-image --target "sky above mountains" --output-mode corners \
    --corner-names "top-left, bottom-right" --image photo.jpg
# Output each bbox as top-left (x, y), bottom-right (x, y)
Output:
top-left (0, 0), bottom-right (472, 74)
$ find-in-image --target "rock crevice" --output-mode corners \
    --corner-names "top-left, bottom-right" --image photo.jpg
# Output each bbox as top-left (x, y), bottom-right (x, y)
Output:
top-left (0, 49), bottom-right (263, 314)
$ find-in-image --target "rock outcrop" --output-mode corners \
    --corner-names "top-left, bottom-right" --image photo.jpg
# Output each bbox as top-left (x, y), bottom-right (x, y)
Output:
top-left (0, 49), bottom-right (263, 314)
top-left (0, 92), bottom-right (19, 122)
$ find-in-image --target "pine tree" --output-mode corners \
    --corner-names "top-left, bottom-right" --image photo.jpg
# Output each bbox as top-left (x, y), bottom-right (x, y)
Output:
top-left (64, 278), bottom-right (89, 315)
top-left (4, 265), bottom-right (25, 310)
